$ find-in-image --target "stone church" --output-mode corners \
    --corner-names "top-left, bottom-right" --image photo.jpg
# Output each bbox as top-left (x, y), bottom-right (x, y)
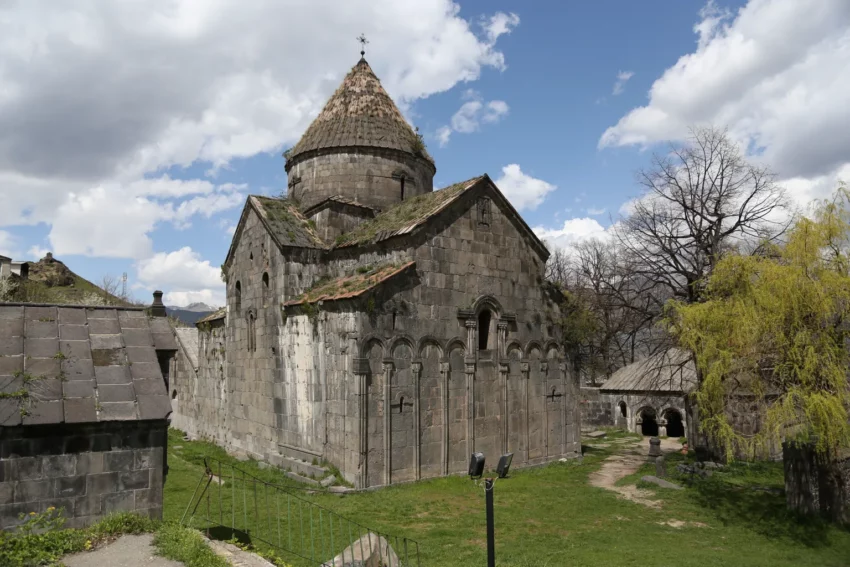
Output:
top-left (171, 55), bottom-right (581, 488)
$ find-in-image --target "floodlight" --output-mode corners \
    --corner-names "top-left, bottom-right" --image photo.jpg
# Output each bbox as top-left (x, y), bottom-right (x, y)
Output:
top-left (496, 453), bottom-right (513, 478)
top-left (468, 452), bottom-right (485, 478)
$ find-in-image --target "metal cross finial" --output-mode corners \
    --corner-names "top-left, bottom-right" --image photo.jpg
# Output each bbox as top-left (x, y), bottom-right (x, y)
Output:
top-left (357, 33), bottom-right (369, 57)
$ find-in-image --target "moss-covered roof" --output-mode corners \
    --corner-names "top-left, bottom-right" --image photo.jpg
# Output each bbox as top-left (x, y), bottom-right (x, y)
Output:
top-left (252, 196), bottom-right (327, 249)
top-left (196, 307), bottom-right (226, 324)
top-left (286, 58), bottom-right (433, 165)
top-left (285, 261), bottom-right (415, 306)
top-left (332, 176), bottom-right (484, 248)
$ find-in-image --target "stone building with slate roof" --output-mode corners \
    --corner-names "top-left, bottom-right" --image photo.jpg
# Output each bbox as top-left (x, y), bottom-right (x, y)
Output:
top-left (171, 56), bottom-right (580, 488)
top-left (0, 300), bottom-right (175, 528)
top-left (580, 349), bottom-right (696, 439)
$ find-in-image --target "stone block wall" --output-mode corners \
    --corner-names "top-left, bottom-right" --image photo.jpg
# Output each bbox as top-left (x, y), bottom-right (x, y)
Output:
top-left (0, 420), bottom-right (167, 529)
top-left (579, 387), bottom-right (614, 430)
top-left (287, 148), bottom-right (434, 212)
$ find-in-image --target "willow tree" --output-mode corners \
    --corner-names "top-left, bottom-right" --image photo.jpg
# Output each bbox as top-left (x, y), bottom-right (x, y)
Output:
top-left (666, 185), bottom-right (850, 467)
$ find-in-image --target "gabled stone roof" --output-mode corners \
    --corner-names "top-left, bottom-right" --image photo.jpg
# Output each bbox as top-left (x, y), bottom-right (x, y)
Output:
top-left (601, 349), bottom-right (697, 394)
top-left (285, 262), bottom-right (415, 306)
top-left (174, 327), bottom-right (199, 372)
top-left (302, 195), bottom-right (379, 218)
top-left (286, 58), bottom-right (433, 165)
top-left (0, 304), bottom-right (172, 427)
top-left (332, 176), bottom-right (484, 248)
top-left (196, 307), bottom-right (226, 325)
top-left (251, 196), bottom-right (327, 249)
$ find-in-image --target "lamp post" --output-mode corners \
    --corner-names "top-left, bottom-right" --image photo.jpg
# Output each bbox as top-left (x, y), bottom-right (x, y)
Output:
top-left (485, 477), bottom-right (495, 567)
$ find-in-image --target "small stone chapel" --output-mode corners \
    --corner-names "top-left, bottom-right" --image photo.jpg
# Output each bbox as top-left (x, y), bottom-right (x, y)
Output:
top-left (170, 53), bottom-right (581, 488)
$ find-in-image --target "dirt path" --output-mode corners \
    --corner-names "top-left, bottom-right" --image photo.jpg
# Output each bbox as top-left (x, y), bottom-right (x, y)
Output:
top-left (587, 436), bottom-right (681, 508)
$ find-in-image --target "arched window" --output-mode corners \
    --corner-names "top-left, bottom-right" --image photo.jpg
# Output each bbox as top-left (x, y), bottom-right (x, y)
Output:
top-left (234, 281), bottom-right (242, 314)
top-left (247, 311), bottom-right (256, 353)
top-left (619, 401), bottom-right (627, 418)
top-left (478, 309), bottom-right (492, 350)
top-left (262, 272), bottom-right (269, 289)
top-left (400, 175), bottom-right (406, 201)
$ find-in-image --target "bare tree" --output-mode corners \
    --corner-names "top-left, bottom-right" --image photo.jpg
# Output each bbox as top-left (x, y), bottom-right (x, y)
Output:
top-left (617, 126), bottom-right (791, 305)
top-left (546, 240), bottom-right (668, 385)
top-left (99, 274), bottom-right (129, 305)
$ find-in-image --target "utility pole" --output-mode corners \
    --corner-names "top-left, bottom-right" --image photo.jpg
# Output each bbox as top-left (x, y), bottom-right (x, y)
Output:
top-left (121, 272), bottom-right (127, 299)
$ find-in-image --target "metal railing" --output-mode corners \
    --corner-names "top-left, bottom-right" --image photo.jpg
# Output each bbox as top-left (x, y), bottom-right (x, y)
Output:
top-left (180, 456), bottom-right (421, 566)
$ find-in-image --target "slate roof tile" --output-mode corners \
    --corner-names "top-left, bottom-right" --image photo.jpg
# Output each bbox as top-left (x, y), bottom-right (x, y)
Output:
top-left (0, 304), bottom-right (173, 424)
top-left (285, 262), bottom-right (416, 306)
top-left (333, 176), bottom-right (484, 248)
top-left (251, 196), bottom-right (327, 249)
top-left (287, 58), bottom-right (433, 165)
top-left (600, 349), bottom-right (697, 394)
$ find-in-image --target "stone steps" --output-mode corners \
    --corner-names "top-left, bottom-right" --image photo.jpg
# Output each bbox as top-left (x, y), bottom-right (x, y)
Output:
top-left (269, 453), bottom-right (329, 478)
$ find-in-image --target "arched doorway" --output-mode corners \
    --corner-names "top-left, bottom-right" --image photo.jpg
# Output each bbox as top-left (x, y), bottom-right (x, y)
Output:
top-left (664, 409), bottom-right (685, 438)
top-left (639, 408), bottom-right (658, 436)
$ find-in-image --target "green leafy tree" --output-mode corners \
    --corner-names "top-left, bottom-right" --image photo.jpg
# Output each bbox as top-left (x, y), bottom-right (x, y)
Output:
top-left (666, 184), bottom-right (850, 463)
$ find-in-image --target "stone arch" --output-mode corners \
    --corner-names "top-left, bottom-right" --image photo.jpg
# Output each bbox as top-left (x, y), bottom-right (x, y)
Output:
top-left (389, 334), bottom-right (416, 356)
top-left (661, 406), bottom-right (686, 438)
top-left (417, 336), bottom-right (444, 360)
top-left (443, 337), bottom-right (466, 360)
top-left (636, 406), bottom-right (659, 436)
top-left (525, 341), bottom-right (544, 359)
top-left (358, 335), bottom-right (385, 358)
top-left (545, 341), bottom-right (562, 359)
top-left (506, 341), bottom-right (523, 361)
top-left (471, 295), bottom-right (503, 317)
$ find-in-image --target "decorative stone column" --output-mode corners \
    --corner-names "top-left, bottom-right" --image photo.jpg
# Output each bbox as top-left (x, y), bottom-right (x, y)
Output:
top-left (521, 361), bottom-right (530, 462)
top-left (382, 359), bottom-right (394, 486)
top-left (465, 357), bottom-right (476, 457)
top-left (440, 361), bottom-right (450, 476)
top-left (352, 356), bottom-right (370, 488)
top-left (658, 418), bottom-right (668, 438)
top-left (465, 319), bottom-right (477, 356)
top-left (411, 361), bottom-right (422, 481)
top-left (497, 321), bottom-right (508, 358)
top-left (499, 362), bottom-right (509, 454)
top-left (560, 362), bottom-right (568, 455)
top-left (541, 361), bottom-right (549, 457)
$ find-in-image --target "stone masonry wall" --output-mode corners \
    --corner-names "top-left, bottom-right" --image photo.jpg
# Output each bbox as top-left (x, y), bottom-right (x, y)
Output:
top-left (287, 148), bottom-right (434, 212)
top-left (579, 387), bottom-right (615, 430)
top-left (324, 188), bottom-right (581, 486)
top-left (0, 420), bottom-right (167, 529)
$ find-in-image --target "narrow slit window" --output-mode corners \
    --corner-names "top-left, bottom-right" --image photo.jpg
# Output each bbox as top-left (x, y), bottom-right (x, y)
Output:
top-left (400, 176), bottom-right (406, 201)
top-left (478, 309), bottom-right (492, 350)
top-left (234, 281), bottom-right (242, 314)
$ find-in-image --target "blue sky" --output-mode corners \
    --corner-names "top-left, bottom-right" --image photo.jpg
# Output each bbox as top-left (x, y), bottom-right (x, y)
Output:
top-left (1, 0), bottom-right (847, 306)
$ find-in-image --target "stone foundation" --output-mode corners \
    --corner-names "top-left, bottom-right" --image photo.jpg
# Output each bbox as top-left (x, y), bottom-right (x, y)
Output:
top-left (0, 420), bottom-right (167, 529)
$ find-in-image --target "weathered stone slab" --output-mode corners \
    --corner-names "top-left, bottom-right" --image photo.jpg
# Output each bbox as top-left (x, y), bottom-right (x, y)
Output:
top-left (320, 475), bottom-right (337, 488)
top-left (285, 471), bottom-right (321, 486)
top-left (586, 431), bottom-right (607, 439)
top-left (321, 533), bottom-right (400, 567)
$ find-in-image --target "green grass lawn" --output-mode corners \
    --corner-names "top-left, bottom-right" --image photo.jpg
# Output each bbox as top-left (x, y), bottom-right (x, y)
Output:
top-left (164, 429), bottom-right (850, 567)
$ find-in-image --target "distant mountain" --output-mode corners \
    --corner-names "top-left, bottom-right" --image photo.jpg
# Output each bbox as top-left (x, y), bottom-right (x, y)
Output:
top-left (166, 306), bottom-right (217, 326)
top-left (181, 302), bottom-right (216, 312)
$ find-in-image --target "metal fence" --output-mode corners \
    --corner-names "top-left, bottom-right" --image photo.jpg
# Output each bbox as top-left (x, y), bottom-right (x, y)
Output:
top-left (180, 456), bottom-right (421, 566)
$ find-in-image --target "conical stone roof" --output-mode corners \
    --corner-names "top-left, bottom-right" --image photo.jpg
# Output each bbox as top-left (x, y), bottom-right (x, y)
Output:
top-left (286, 58), bottom-right (433, 166)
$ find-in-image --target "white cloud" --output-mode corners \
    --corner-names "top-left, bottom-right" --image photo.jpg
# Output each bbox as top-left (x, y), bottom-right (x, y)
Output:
top-left (46, 178), bottom-right (245, 258)
top-left (586, 207), bottom-right (606, 216)
top-left (0, 230), bottom-right (21, 259)
top-left (612, 71), bottom-right (634, 95)
top-left (599, 0), bottom-right (850, 204)
top-left (438, 91), bottom-right (510, 146)
top-left (534, 218), bottom-right (609, 252)
top-left (436, 126), bottom-right (453, 147)
top-left (482, 12), bottom-right (520, 44)
top-left (27, 246), bottom-right (50, 260)
top-left (135, 247), bottom-right (224, 307)
top-left (0, 0), bottom-right (520, 255)
top-left (493, 164), bottom-right (556, 211)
